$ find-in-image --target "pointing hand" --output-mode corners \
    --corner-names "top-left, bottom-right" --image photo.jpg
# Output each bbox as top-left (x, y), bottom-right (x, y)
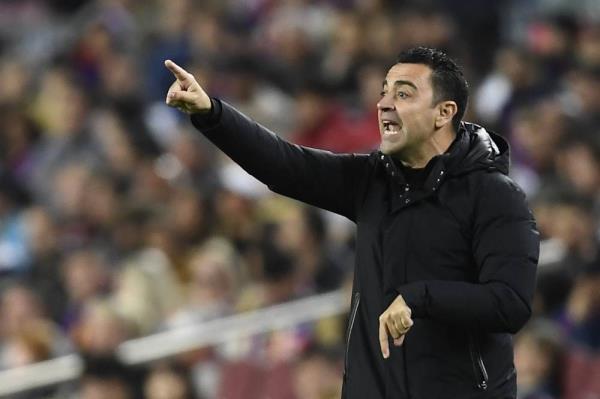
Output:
top-left (379, 294), bottom-right (414, 359)
top-left (164, 60), bottom-right (211, 114)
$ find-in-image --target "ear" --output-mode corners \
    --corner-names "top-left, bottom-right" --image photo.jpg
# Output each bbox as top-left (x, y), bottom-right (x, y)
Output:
top-left (434, 101), bottom-right (457, 129)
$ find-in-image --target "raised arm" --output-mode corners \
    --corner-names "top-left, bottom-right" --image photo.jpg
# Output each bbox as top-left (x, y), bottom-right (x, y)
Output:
top-left (164, 60), bottom-right (369, 220)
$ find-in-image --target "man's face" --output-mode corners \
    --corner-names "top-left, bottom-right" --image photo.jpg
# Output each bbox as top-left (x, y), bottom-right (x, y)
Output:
top-left (378, 63), bottom-right (438, 157)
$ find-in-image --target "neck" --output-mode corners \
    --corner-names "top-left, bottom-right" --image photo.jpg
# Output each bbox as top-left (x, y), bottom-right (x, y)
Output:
top-left (394, 126), bottom-right (456, 168)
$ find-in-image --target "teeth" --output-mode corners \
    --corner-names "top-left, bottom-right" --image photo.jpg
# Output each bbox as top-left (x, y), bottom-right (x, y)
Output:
top-left (382, 120), bottom-right (400, 134)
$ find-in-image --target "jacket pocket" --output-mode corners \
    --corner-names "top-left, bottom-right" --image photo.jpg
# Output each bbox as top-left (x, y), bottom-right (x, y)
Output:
top-left (469, 334), bottom-right (489, 391)
top-left (344, 292), bottom-right (360, 382)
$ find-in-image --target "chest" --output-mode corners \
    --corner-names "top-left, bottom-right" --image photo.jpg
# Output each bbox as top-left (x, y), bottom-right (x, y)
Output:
top-left (355, 176), bottom-right (478, 289)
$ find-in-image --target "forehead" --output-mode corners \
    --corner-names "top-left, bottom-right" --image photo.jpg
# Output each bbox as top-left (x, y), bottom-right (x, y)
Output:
top-left (384, 63), bottom-right (433, 89)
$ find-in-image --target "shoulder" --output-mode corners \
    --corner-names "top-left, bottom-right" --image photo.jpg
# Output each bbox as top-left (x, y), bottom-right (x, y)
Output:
top-left (345, 151), bottom-right (384, 179)
top-left (438, 169), bottom-right (519, 207)
top-left (330, 152), bottom-right (375, 178)
top-left (475, 171), bottom-right (527, 204)
top-left (470, 170), bottom-right (535, 226)
top-left (441, 170), bottom-right (533, 226)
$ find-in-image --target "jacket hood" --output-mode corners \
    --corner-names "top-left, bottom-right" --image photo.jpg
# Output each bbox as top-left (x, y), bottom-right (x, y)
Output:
top-left (374, 121), bottom-right (510, 186)
top-left (446, 122), bottom-right (510, 176)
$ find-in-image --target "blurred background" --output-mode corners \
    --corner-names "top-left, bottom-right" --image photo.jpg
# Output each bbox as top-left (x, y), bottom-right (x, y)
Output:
top-left (0, 0), bottom-right (599, 398)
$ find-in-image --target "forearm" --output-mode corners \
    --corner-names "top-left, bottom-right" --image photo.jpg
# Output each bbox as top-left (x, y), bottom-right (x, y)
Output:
top-left (190, 99), bottom-right (367, 219)
top-left (403, 174), bottom-right (540, 334)
top-left (397, 279), bottom-right (532, 333)
top-left (191, 99), bottom-right (296, 190)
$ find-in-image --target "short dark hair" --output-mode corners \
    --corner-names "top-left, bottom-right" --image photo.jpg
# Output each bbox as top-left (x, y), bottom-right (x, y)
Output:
top-left (396, 47), bottom-right (469, 131)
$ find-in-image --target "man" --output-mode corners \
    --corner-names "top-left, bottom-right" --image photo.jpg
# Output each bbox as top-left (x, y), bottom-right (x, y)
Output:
top-left (164, 47), bottom-right (539, 398)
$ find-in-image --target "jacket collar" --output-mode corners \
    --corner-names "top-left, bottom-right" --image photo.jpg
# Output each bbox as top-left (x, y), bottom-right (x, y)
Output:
top-left (375, 122), bottom-right (509, 211)
top-left (376, 122), bottom-right (509, 182)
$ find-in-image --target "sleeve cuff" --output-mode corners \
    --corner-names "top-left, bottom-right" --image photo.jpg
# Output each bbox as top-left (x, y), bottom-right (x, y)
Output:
top-left (190, 97), bottom-right (223, 130)
top-left (396, 282), bottom-right (428, 318)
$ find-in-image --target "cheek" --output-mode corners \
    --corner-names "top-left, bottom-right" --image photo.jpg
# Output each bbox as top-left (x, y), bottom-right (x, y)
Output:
top-left (399, 107), bottom-right (435, 131)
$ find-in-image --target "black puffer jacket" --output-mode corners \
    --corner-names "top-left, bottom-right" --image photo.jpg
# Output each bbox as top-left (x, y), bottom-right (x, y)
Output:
top-left (191, 99), bottom-right (539, 399)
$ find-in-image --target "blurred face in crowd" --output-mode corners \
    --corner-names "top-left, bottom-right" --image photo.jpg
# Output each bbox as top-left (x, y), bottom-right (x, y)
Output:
top-left (75, 303), bottom-right (129, 355)
top-left (62, 250), bottom-right (108, 304)
top-left (188, 250), bottom-right (235, 305)
top-left (569, 69), bottom-right (600, 112)
top-left (377, 63), bottom-right (456, 162)
top-left (0, 285), bottom-right (42, 336)
top-left (144, 367), bottom-right (190, 399)
top-left (293, 354), bottom-right (341, 399)
top-left (1, 320), bottom-right (53, 368)
top-left (551, 203), bottom-right (595, 254)
top-left (514, 332), bottom-right (557, 391)
top-left (23, 207), bottom-right (57, 257)
top-left (555, 142), bottom-right (600, 196)
top-left (80, 377), bottom-right (131, 399)
top-left (296, 91), bottom-right (327, 132)
top-left (512, 101), bottom-right (566, 170)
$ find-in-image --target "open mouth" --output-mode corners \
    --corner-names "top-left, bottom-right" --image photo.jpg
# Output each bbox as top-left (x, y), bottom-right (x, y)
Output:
top-left (382, 120), bottom-right (401, 135)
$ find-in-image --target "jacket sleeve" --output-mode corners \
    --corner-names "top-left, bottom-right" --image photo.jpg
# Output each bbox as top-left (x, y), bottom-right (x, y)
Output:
top-left (396, 173), bottom-right (539, 333)
top-left (190, 99), bottom-right (369, 221)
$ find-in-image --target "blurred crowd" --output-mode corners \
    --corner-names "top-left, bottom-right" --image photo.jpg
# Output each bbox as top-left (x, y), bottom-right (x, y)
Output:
top-left (0, 0), bottom-right (599, 398)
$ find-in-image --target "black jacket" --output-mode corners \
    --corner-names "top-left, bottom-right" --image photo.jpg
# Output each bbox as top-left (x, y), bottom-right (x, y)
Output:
top-left (191, 100), bottom-right (540, 399)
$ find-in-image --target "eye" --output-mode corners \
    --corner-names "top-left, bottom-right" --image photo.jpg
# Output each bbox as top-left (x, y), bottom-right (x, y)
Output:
top-left (396, 91), bottom-right (409, 99)
top-left (379, 90), bottom-right (386, 98)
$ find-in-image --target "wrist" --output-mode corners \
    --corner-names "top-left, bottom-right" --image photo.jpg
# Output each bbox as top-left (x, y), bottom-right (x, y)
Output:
top-left (190, 98), bottom-right (223, 129)
top-left (196, 96), bottom-right (213, 114)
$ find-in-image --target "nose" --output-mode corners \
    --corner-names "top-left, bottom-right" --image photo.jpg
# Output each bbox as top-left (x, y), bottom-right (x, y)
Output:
top-left (377, 93), bottom-right (394, 111)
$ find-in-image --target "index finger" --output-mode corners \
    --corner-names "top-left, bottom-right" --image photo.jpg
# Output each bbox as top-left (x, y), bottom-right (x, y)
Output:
top-left (164, 60), bottom-right (192, 83)
top-left (379, 320), bottom-right (389, 359)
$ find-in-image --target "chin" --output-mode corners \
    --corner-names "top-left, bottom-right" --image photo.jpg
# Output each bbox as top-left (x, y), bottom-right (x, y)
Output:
top-left (379, 142), bottom-right (403, 155)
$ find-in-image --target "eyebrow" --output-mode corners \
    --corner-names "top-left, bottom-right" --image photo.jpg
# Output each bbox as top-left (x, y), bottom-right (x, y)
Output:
top-left (382, 79), bottom-right (418, 90)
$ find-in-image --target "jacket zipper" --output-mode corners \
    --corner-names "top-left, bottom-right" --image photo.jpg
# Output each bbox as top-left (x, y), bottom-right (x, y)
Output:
top-left (402, 211), bottom-right (413, 398)
top-left (344, 292), bottom-right (360, 381)
top-left (469, 334), bottom-right (489, 390)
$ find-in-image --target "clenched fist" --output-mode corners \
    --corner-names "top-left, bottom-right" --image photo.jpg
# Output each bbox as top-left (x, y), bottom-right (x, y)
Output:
top-left (379, 295), bottom-right (413, 359)
top-left (164, 60), bottom-right (212, 114)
